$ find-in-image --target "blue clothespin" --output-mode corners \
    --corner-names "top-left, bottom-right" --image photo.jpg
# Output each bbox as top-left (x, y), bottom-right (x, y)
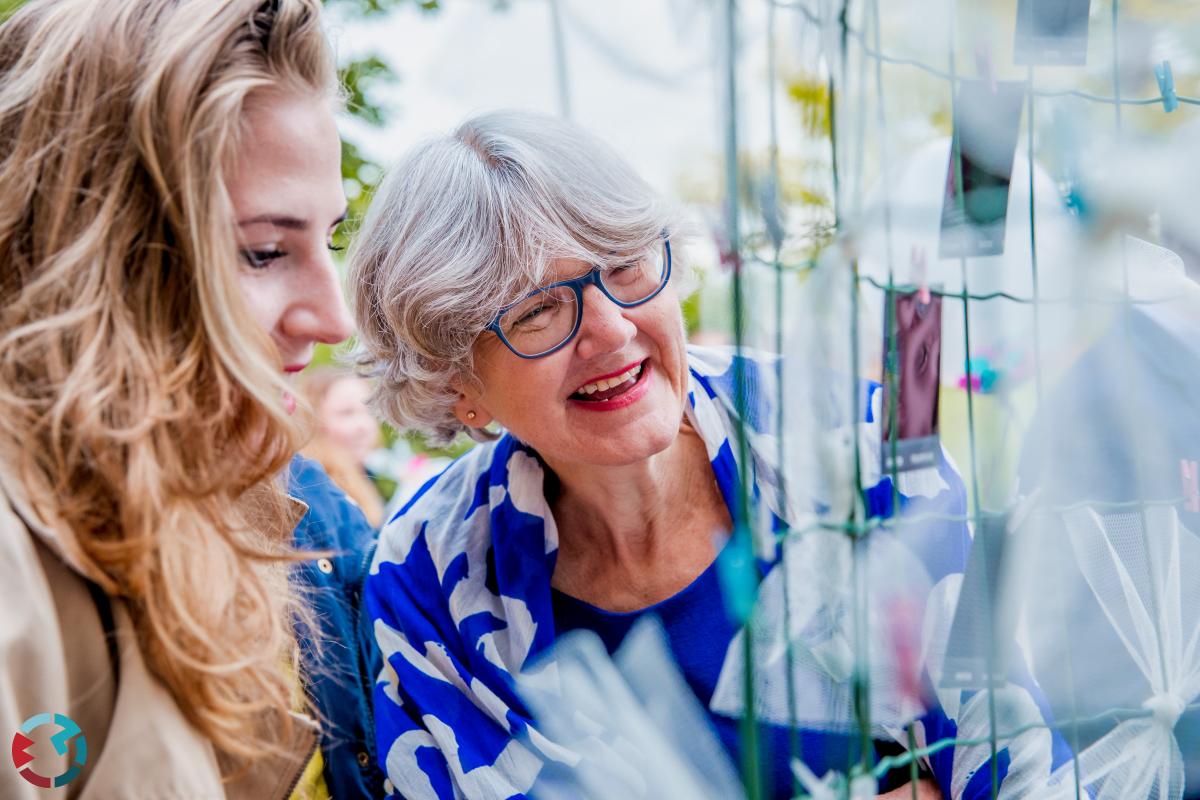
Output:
top-left (1155, 60), bottom-right (1179, 114)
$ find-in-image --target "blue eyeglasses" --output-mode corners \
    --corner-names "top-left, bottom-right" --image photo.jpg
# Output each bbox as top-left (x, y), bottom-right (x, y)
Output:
top-left (487, 237), bottom-right (672, 359)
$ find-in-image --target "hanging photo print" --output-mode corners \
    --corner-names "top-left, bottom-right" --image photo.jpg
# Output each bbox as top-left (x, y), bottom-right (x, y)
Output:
top-left (941, 513), bottom-right (1015, 690)
top-left (1014, 0), bottom-right (1092, 66)
top-left (938, 79), bottom-right (1026, 259)
top-left (881, 289), bottom-right (943, 473)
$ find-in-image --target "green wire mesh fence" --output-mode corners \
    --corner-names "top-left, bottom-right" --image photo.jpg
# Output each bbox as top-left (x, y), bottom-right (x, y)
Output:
top-left (719, 1), bottom-right (1200, 798)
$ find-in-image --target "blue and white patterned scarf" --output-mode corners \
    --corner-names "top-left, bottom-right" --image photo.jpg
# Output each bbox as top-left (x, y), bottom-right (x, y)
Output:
top-left (365, 346), bottom-right (1062, 799)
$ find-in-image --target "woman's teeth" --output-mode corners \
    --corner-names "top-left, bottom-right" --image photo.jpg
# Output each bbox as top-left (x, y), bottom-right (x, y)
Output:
top-left (575, 363), bottom-right (642, 396)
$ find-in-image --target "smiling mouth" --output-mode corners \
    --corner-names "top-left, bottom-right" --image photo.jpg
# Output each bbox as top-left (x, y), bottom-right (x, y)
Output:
top-left (569, 359), bottom-right (648, 402)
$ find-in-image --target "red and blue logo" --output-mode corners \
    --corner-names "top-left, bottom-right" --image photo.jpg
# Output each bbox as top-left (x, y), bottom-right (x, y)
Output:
top-left (11, 713), bottom-right (86, 788)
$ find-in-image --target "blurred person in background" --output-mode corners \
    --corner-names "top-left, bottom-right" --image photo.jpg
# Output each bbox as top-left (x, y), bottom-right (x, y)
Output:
top-left (299, 367), bottom-right (387, 528)
top-left (0, 0), bottom-right (381, 796)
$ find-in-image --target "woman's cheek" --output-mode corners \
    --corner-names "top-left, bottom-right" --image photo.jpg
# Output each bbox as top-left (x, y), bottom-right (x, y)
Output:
top-left (237, 271), bottom-right (289, 341)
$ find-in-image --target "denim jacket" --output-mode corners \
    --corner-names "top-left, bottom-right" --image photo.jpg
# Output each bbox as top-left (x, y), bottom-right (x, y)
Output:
top-left (290, 456), bottom-right (386, 798)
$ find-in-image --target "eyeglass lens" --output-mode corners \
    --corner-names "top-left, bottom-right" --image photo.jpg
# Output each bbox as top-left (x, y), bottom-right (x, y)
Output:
top-left (497, 244), bottom-right (667, 356)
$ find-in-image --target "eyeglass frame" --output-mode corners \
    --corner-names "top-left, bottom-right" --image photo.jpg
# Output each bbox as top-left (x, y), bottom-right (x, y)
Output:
top-left (485, 236), bottom-right (673, 360)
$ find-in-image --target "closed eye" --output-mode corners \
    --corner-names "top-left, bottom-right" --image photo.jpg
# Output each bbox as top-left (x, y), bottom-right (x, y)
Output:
top-left (603, 261), bottom-right (644, 286)
top-left (515, 302), bottom-right (550, 326)
top-left (241, 248), bottom-right (286, 269)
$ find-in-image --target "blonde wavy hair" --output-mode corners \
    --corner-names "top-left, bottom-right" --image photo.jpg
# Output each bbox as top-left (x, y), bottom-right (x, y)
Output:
top-left (0, 0), bottom-right (337, 767)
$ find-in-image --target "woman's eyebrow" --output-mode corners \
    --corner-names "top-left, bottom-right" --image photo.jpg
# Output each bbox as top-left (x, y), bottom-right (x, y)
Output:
top-left (238, 214), bottom-right (310, 231)
top-left (236, 208), bottom-right (348, 231)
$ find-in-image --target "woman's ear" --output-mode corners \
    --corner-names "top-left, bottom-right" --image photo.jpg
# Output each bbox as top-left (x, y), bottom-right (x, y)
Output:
top-left (451, 388), bottom-right (492, 428)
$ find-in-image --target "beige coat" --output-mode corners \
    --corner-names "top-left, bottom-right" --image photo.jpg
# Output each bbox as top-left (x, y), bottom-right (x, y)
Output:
top-left (0, 455), bottom-right (318, 800)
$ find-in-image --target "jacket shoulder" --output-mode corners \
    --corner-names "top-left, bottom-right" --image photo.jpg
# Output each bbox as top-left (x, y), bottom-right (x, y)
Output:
top-left (289, 455), bottom-right (376, 554)
top-left (0, 490), bottom-right (76, 800)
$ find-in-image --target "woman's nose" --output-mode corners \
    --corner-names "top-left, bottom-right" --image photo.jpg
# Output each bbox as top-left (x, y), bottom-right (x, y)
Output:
top-left (284, 253), bottom-right (355, 346)
top-left (572, 284), bottom-right (637, 359)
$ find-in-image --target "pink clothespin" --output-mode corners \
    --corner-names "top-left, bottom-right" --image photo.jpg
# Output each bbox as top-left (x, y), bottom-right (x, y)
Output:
top-left (975, 43), bottom-right (997, 95)
top-left (1181, 459), bottom-right (1199, 513)
top-left (708, 218), bottom-right (739, 272)
top-left (911, 245), bottom-right (931, 305)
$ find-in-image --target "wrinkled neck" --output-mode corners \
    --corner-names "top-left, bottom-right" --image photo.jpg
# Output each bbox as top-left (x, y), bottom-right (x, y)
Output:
top-left (546, 421), bottom-right (716, 566)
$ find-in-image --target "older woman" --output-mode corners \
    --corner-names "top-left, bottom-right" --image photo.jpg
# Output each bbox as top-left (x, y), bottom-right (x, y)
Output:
top-left (351, 111), bottom-right (1060, 800)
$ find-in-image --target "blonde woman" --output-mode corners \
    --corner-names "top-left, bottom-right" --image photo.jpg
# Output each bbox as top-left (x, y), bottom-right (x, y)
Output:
top-left (0, 1), bottom-right (381, 797)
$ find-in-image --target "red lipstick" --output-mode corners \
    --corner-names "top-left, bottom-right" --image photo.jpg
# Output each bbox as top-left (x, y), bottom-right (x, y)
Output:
top-left (568, 360), bottom-right (652, 413)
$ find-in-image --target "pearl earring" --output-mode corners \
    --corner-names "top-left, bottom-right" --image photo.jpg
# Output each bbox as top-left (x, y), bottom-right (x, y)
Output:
top-left (466, 411), bottom-right (477, 421)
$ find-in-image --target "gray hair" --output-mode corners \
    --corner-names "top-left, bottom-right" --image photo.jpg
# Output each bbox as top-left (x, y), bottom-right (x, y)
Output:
top-left (349, 109), bottom-right (683, 445)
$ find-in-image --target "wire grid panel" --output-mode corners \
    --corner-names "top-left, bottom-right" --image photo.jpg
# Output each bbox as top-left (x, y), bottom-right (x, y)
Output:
top-left (720, 0), bottom-right (1200, 798)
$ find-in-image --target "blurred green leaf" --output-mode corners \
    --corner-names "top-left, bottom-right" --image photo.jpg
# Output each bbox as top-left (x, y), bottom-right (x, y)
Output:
top-left (681, 289), bottom-right (702, 337)
top-left (339, 55), bottom-right (396, 127)
top-left (337, 138), bottom-right (379, 245)
top-left (0, 0), bottom-right (25, 20)
top-left (325, 0), bottom-right (440, 16)
top-left (785, 74), bottom-right (832, 138)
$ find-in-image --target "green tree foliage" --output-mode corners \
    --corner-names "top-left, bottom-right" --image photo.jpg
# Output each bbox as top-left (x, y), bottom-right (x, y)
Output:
top-left (324, 1), bottom-right (441, 244)
top-left (0, 1), bottom-right (434, 225)
top-left (333, 0), bottom-right (438, 13)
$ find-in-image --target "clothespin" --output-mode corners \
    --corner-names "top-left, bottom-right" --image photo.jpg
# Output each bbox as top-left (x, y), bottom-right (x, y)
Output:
top-left (1181, 459), bottom-right (1199, 513)
top-left (957, 356), bottom-right (999, 393)
top-left (911, 245), bottom-right (931, 305)
top-left (1155, 60), bottom-right (1179, 114)
top-left (975, 43), bottom-right (997, 94)
top-left (707, 215), bottom-right (739, 271)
